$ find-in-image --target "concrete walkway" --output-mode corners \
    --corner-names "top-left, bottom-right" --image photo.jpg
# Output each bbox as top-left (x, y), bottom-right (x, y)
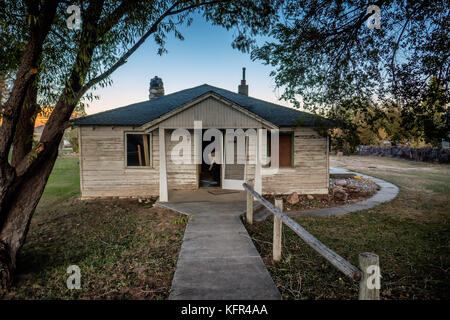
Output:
top-left (156, 200), bottom-right (281, 300)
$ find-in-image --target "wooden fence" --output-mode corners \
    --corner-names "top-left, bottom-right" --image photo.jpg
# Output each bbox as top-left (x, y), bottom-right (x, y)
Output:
top-left (243, 182), bottom-right (380, 300)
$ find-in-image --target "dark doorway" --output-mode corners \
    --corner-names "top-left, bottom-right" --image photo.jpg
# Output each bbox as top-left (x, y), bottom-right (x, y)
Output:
top-left (199, 132), bottom-right (221, 188)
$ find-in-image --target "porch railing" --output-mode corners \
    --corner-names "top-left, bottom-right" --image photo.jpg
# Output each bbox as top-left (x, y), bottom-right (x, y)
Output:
top-left (243, 182), bottom-right (380, 300)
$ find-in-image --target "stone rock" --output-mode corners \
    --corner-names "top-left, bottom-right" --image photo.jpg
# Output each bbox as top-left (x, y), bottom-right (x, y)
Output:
top-left (286, 192), bottom-right (299, 204)
top-left (307, 194), bottom-right (314, 200)
top-left (335, 179), bottom-right (347, 187)
top-left (332, 186), bottom-right (348, 201)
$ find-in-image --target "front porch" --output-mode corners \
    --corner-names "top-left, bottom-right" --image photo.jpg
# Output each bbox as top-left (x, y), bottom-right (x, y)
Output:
top-left (157, 125), bottom-right (265, 202)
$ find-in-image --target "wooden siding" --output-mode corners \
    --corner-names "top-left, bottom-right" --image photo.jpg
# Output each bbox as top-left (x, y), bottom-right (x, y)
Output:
top-left (79, 118), bottom-right (329, 198)
top-left (261, 127), bottom-right (329, 194)
top-left (80, 126), bottom-right (157, 198)
top-left (79, 126), bottom-right (197, 198)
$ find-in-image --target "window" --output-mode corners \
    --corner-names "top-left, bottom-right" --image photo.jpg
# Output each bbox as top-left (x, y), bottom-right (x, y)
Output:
top-left (267, 132), bottom-right (293, 167)
top-left (126, 133), bottom-right (151, 167)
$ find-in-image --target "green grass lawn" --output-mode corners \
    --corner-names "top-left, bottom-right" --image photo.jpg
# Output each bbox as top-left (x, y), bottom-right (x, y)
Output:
top-left (246, 156), bottom-right (450, 300)
top-left (5, 156), bottom-right (186, 300)
top-left (36, 156), bottom-right (81, 210)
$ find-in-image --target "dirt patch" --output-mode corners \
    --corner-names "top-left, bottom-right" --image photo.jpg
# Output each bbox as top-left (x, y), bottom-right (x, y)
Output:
top-left (264, 177), bottom-right (378, 212)
top-left (5, 197), bottom-right (187, 300)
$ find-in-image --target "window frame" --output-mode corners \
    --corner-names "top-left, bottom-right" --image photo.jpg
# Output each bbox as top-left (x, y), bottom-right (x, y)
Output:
top-left (124, 131), bottom-right (152, 168)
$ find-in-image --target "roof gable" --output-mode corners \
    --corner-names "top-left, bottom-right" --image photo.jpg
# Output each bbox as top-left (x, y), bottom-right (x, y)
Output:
top-left (141, 92), bottom-right (276, 130)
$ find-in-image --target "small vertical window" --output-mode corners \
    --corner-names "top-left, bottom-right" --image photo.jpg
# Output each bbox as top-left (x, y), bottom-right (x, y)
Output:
top-left (126, 134), bottom-right (150, 166)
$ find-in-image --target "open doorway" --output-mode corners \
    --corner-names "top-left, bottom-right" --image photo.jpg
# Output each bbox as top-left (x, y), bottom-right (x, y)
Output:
top-left (199, 132), bottom-right (221, 188)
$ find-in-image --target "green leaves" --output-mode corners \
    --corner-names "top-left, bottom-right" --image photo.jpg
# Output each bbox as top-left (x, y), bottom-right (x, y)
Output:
top-left (252, 0), bottom-right (449, 146)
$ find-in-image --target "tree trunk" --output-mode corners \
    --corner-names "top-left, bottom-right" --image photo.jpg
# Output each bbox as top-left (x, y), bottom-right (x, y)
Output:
top-left (0, 75), bottom-right (7, 106)
top-left (0, 1), bottom-right (106, 294)
top-left (0, 239), bottom-right (13, 293)
top-left (0, 0), bottom-right (189, 295)
top-left (11, 82), bottom-right (40, 167)
top-left (0, 137), bottom-right (60, 296)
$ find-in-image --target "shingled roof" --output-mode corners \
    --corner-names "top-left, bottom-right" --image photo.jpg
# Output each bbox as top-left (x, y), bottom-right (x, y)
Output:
top-left (72, 84), bottom-right (332, 127)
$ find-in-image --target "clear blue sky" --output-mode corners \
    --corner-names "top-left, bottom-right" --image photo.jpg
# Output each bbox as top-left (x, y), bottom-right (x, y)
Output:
top-left (86, 13), bottom-right (295, 115)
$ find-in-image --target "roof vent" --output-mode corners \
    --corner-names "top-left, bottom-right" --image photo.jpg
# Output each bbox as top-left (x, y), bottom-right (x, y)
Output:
top-left (149, 76), bottom-right (164, 100)
top-left (238, 67), bottom-right (248, 96)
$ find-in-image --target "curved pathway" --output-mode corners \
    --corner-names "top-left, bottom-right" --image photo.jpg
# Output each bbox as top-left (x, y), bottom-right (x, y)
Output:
top-left (288, 170), bottom-right (399, 218)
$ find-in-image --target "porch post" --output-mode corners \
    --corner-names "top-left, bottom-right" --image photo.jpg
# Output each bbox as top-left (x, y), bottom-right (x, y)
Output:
top-left (255, 128), bottom-right (262, 195)
top-left (159, 127), bottom-right (168, 202)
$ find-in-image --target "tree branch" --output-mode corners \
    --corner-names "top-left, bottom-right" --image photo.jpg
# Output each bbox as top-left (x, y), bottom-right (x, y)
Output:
top-left (78, 0), bottom-right (227, 98)
top-left (168, 0), bottom-right (224, 15)
top-left (77, 2), bottom-right (177, 98)
top-left (391, 18), bottom-right (409, 90)
top-left (14, 0), bottom-right (229, 175)
top-left (95, 0), bottom-right (140, 37)
top-left (0, 0), bottom-right (59, 161)
top-left (14, 0), bottom-right (105, 176)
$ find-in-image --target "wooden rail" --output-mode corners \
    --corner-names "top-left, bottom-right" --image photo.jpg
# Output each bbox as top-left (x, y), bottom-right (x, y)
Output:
top-left (243, 182), bottom-right (381, 299)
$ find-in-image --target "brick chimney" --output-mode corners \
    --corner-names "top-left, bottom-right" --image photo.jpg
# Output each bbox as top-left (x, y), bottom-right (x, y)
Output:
top-left (238, 67), bottom-right (248, 96)
top-left (149, 76), bottom-right (164, 100)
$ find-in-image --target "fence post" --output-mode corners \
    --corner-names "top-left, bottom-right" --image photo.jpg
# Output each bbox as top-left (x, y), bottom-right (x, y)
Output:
top-left (273, 198), bottom-right (283, 262)
top-left (246, 181), bottom-right (254, 224)
top-left (358, 252), bottom-right (380, 300)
